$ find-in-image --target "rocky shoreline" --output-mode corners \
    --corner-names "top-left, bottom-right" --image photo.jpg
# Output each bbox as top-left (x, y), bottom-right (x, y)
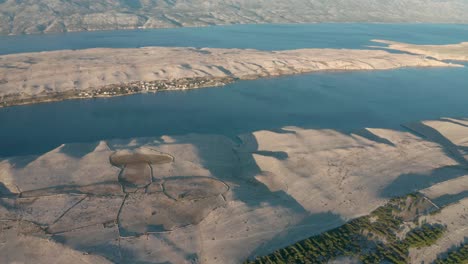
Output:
top-left (372, 39), bottom-right (468, 62)
top-left (0, 45), bottom-right (460, 108)
top-left (1, 117), bottom-right (467, 263)
top-left (0, 76), bottom-right (235, 108)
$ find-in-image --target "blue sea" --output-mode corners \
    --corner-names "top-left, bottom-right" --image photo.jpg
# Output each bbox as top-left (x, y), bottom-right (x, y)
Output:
top-left (1, 23), bottom-right (467, 157)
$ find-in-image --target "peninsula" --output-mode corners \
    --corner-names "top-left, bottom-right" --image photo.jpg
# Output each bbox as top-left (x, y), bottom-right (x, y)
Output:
top-left (373, 39), bottom-right (468, 61)
top-left (0, 46), bottom-right (460, 107)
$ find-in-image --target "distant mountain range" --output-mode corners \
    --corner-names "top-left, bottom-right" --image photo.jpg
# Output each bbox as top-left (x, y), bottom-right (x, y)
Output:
top-left (1, 0), bottom-right (468, 35)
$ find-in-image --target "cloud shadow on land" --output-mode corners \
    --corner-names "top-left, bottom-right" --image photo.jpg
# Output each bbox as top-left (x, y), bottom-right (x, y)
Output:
top-left (440, 118), bottom-right (468, 128)
top-left (403, 122), bottom-right (467, 166)
top-left (253, 150), bottom-right (289, 160)
top-left (380, 165), bottom-right (468, 198)
top-left (353, 128), bottom-right (396, 147)
top-left (432, 190), bottom-right (468, 208)
top-left (172, 132), bottom-right (346, 262)
top-left (247, 211), bottom-right (345, 261)
top-left (2, 141), bottom-right (100, 170)
top-left (5, 155), bottom-right (39, 170)
top-left (0, 182), bottom-right (13, 197)
top-left (434, 237), bottom-right (468, 261)
top-left (52, 232), bottom-right (121, 263)
top-left (168, 133), bottom-right (309, 212)
top-left (4, 120), bottom-right (468, 263)
top-left (58, 142), bottom-right (100, 158)
top-left (118, 234), bottom-right (198, 264)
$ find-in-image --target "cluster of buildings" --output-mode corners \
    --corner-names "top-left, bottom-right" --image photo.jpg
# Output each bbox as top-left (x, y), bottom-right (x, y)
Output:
top-left (77, 77), bottom-right (234, 98)
top-left (1, 77), bottom-right (235, 107)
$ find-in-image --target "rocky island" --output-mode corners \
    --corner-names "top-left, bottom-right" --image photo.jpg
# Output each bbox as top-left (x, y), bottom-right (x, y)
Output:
top-left (0, 46), bottom-right (460, 107)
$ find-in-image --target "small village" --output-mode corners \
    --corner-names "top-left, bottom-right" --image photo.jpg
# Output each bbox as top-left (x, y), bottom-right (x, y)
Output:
top-left (0, 76), bottom-right (236, 107)
top-left (78, 76), bottom-right (236, 98)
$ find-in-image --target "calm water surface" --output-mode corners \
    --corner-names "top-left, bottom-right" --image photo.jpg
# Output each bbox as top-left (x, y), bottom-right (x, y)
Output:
top-left (1, 23), bottom-right (468, 54)
top-left (1, 24), bottom-right (468, 157)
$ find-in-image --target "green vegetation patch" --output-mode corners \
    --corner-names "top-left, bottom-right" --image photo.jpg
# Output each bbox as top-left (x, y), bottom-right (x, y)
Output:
top-left (404, 223), bottom-right (446, 249)
top-left (435, 244), bottom-right (468, 264)
top-left (246, 193), bottom-right (445, 264)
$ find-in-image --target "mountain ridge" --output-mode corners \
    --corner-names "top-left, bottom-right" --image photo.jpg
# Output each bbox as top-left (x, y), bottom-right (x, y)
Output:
top-left (1, 0), bottom-right (468, 35)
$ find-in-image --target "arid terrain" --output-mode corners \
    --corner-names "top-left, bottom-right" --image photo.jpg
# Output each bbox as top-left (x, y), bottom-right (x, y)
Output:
top-left (2, 0), bottom-right (468, 35)
top-left (0, 32), bottom-right (467, 263)
top-left (1, 117), bottom-right (467, 263)
top-left (373, 39), bottom-right (468, 61)
top-left (0, 46), bottom-right (460, 107)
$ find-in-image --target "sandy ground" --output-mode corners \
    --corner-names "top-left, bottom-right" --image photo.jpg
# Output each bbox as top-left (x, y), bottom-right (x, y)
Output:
top-left (0, 46), bottom-right (459, 100)
top-left (1, 117), bottom-right (467, 263)
top-left (0, 221), bottom-right (113, 264)
top-left (421, 176), bottom-right (468, 206)
top-left (373, 39), bottom-right (468, 61)
top-left (404, 118), bottom-right (468, 165)
top-left (402, 118), bottom-right (468, 264)
top-left (409, 198), bottom-right (468, 263)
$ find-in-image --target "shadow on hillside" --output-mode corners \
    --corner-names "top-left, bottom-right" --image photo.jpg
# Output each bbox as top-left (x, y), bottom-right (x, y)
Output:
top-left (4, 121), bottom-right (468, 263)
top-left (432, 190), bottom-right (468, 208)
top-left (247, 211), bottom-right (345, 261)
top-left (380, 165), bottom-right (468, 198)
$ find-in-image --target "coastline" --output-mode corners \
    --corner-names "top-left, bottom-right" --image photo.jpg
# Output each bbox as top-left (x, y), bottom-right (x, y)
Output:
top-left (3, 22), bottom-right (465, 38)
top-left (0, 77), bottom-right (235, 108)
top-left (1, 117), bottom-right (467, 263)
top-left (372, 39), bottom-right (468, 61)
top-left (0, 46), bottom-right (461, 108)
top-left (1, 64), bottom-right (462, 108)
